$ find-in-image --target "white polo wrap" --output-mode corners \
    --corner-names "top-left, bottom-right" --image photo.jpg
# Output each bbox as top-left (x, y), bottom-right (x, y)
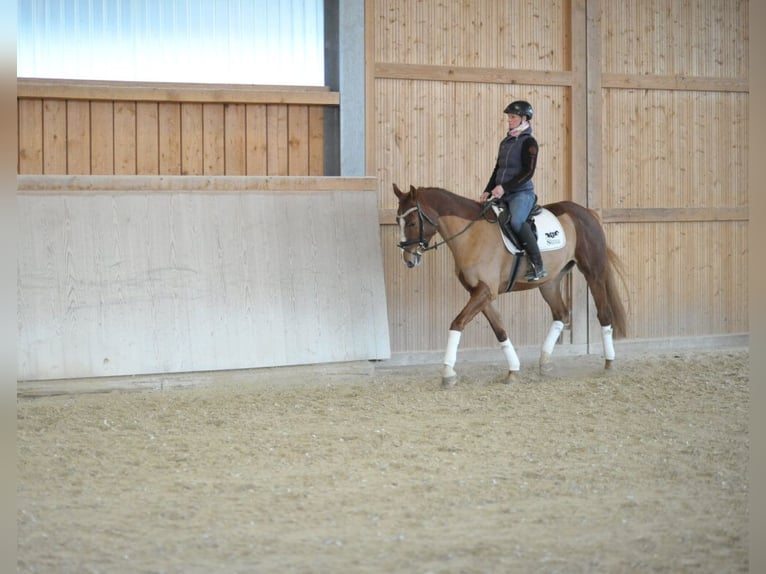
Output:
top-left (602, 325), bottom-right (615, 360)
top-left (500, 338), bottom-right (520, 371)
top-left (542, 320), bottom-right (565, 355)
top-left (443, 330), bottom-right (462, 368)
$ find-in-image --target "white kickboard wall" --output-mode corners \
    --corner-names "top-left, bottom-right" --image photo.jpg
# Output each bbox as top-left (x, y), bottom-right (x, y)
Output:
top-left (18, 178), bottom-right (391, 380)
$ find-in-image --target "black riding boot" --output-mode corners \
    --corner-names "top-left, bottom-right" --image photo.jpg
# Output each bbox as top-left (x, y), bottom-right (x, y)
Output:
top-left (516, 222), bottom-right (547, 281)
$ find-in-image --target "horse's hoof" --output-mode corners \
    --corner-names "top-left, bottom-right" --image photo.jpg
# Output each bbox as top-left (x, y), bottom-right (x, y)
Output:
top-left (539, 351), bottom-right (554, 374)
top-left (604, 359), bottom-right (614, 370)
top-left (503, 370), bottom-right (520, 384)
top-left (441, 375), bottom-right (457, 388)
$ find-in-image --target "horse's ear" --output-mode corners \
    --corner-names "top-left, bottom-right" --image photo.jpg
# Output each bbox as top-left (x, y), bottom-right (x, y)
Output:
top-left (409, 185), bottom-right (417, 194)
top-left (393, 183), bottom-right (403, 198)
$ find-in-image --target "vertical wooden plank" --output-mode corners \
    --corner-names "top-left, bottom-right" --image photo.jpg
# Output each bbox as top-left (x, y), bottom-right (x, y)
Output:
top-left (114, 101), bottom-right (137, 175)
top-left (287, 105), bottom-right (309, 175)
top-left (203, 103), bottom-right (224, 174)
top-left (181, 103), bottom-right (203, 175)
top-left (266, 104), bottom-right (289, 175)
top-left (90, 101), bottom-right (115, 175)
top-left (158, 102), bottom-right (181, 175)
top-left (568, 0), bottom-right (589, 349)
top-left (66, 100), bottom-right (91, 174)
top-left (308, 105), bottom-right (325, 175)
top-left (18, 99), bottom-right (44, 174)
top-left (224, 103), bottom-right (246, 175)
top-left (42, 99), bottom-right (67, 174)
top-left (245, 104), bottom-right (268, 175)
top-left (586, 0), bottom-right (602, 210)
top-left (136, 102), bottom-right (159, 174)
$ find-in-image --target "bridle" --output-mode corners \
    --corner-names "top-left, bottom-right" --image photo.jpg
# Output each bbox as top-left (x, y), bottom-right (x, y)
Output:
top-left (396, 197), bottom-right (497, 255)
top-left (396, 200), bottom-right (438, 254)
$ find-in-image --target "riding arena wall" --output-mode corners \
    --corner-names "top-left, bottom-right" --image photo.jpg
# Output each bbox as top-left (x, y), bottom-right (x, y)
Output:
top-left (16, 0), bottom-right (749, 380)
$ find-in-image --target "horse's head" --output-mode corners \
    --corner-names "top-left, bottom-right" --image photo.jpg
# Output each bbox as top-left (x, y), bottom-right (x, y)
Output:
top-left (393, 183), bottom-right (439, 268)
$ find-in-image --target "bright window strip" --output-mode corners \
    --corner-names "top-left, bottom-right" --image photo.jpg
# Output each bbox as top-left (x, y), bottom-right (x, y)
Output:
top-left (17, 0), bottom-right (325, 86)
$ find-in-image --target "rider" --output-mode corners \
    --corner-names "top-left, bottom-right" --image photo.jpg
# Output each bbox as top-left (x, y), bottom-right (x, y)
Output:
top-left (480, 100), bottom-right (547, 281)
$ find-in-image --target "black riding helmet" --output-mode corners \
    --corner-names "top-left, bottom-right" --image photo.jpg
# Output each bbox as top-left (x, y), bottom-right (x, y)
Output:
top-left (503, 100), bottom-right (533, 120)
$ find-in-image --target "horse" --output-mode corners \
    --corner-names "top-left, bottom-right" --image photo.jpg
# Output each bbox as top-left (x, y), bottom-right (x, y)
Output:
top-left (393, 183), bottom-right (627, 386)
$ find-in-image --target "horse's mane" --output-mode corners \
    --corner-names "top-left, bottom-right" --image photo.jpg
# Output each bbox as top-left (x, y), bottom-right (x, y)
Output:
top-left (417, 187), bottom-right (484, 221)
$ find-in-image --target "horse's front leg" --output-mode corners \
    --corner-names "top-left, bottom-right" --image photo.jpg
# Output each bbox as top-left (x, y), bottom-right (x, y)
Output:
top-left (442, 281), bottom-right (492, 387)
top-left (481, 302), bottom-right (521, 384)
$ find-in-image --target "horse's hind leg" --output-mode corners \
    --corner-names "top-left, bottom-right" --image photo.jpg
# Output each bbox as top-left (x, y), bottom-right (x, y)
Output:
top-left (537, 276), bottom-right (570, 373)
top-left (574, 255), bottom-right (617, 369)
top-left (585, 278), bottom-right (616, 369)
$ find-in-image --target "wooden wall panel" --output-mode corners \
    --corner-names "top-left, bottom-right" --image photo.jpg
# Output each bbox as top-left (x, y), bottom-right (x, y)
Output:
top-left (375, 0), bottom-right (568, 71)
top-left (66, 101), bottom-right (91, 174)
top-left (602, 0), bottom-right (748, 78)
top-left (203, 103), bottom-right (225, 174)
top-left (114, 102), bottom-right (137, 175)
top-left (158, 103), bottom-right (182, 175)
top-left (593, 0), bottom-right (749, 342)
top-left (224, 103), bottom-right (247, 175)
top-left (246, 104), bottom-right (268, 174)
top-left (602, 89), bottom-right (748, 210)
top-left (308, 106), bottom-right (325, 175)
top-left (605, 221), bottom-right (748, 338)
top-left (18, 99), bottom-right (43, 174)
top-left (17, 80), bottom-right (337, 177)
top-left (136, 102), bottom-right (159, 174)
top-left (267, 104), bottom-right (289, 175)
top-left (90, 101), bottom-right (114, 175)
top-left (288, 105), bottom-right (310, 176)
top-left (42, 99), bottom-right (67, 174)
top-left (180, 103), bottom-right (203, 175)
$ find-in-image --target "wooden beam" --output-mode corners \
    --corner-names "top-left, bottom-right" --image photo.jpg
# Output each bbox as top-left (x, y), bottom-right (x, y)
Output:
top-left (17, 174), bottom-right (378, 194)
top-left (602, 73), bottom-right (748, 93)
top-left (601, 207), bottom-right (749, 223)
top-left (18, 78), bottom-right (341, 106)
top-left (379, 206), bottom-right (749, 226)
top-left (571, 0), bottom-right (590, 350)
top-left (375, 63), bottom-right (574, 87)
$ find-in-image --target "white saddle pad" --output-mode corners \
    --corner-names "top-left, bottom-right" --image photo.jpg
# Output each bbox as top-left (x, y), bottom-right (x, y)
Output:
top-left (491, 205), bottom-right (566, 254)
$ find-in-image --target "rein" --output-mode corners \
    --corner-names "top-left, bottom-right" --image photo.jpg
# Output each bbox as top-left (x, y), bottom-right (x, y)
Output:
top-left (397, 198), bottom-right (498, 253)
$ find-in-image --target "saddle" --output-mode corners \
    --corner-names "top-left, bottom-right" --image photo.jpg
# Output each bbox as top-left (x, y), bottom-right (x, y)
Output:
top-left (491, 202), bottom-right (566, 254)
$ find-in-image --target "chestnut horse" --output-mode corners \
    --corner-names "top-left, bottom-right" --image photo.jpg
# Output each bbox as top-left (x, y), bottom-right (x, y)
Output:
top-left (393, 184), bottom-right (627, 386)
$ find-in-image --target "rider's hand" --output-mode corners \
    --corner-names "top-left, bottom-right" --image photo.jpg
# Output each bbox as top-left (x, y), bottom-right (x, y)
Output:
top-left (490, 185), bottom-right (505, 199)
top-left (482, 186), bottom-right (504, 202)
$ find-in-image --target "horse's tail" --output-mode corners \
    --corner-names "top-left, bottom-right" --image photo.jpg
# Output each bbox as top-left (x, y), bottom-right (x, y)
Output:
top-left (605, 246), bottom-right (628, 339)
top-left (548, 201), bottom-right (629, 338)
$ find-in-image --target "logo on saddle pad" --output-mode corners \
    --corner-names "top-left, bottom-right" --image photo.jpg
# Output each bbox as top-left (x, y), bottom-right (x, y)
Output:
top-left (491, 205), bottom-right (566, 254)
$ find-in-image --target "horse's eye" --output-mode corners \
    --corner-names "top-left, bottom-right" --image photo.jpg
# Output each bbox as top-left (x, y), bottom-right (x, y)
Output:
top-left (406, 222), bottom-right (415, 228)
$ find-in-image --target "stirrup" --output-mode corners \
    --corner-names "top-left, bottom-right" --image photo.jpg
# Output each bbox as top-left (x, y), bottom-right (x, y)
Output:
top-left (525, 264), bottom-right (548, 282)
